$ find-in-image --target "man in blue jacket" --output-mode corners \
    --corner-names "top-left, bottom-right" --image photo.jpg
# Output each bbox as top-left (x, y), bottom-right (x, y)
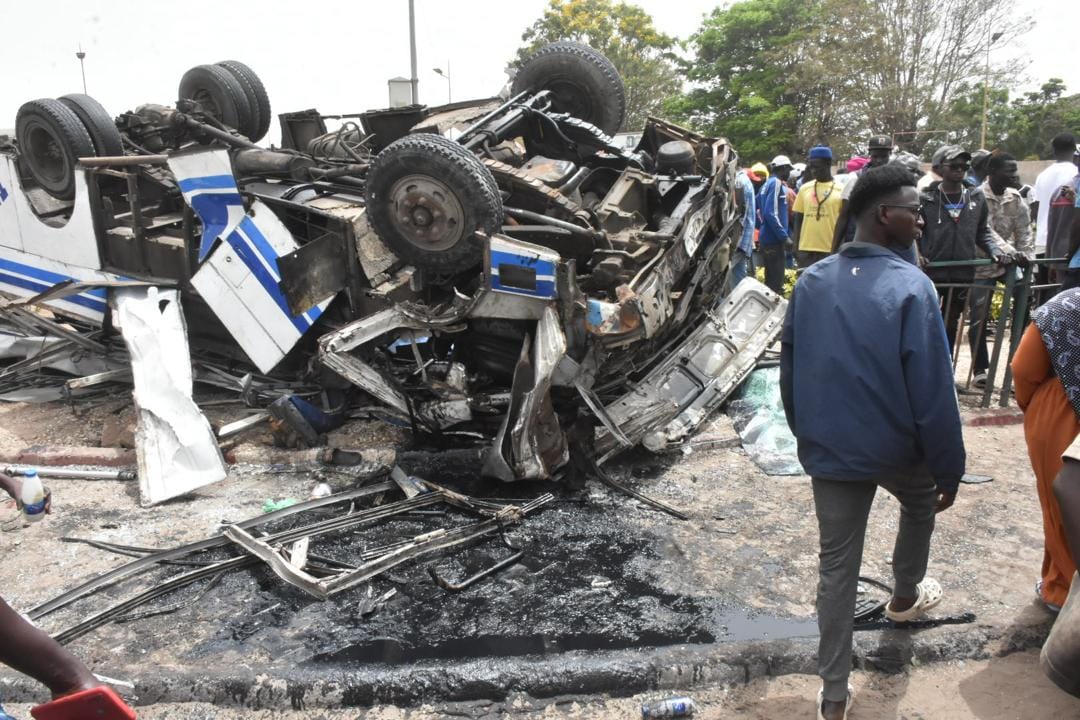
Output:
top-left (729, 168), bottom-right (758, 288)
top-left (759, 155), bottom-right (793, 293)
top-left (780, 164), bottom-right (966, 720)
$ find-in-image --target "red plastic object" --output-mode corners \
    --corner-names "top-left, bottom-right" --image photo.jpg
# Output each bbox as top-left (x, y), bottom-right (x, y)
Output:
top-left (30, 686), bottom-right (135, 720)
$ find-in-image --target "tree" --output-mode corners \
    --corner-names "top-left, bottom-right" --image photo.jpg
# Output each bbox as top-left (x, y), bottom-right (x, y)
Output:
top-left (851, 0), bottom-right (1032, 155)
top-left (669, 0), bottom-right (1033, 160)
top-left (514, 0), bottom-right (680, 132)
top-left (937, 80), bottom-right (1015, 150)
top-left (1003, 80), bottom-right (1080, 159)
top-left (664, 0), bottom-right (806, 160)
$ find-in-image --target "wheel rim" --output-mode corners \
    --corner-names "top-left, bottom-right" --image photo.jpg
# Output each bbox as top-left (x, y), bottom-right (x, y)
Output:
top-left (191, 88), bottom-right (223, 121)
top-left (388, 174), bottom-right (466, 251)
top-left (546, 79), bottom-right (595, 124)
top-left (25, 122), bottom-right (70, 188)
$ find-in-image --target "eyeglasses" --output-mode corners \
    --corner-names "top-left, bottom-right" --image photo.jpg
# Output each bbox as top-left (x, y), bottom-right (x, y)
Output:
top-left (880, 203), bottom-right (921, 215)
top-left (947, 162), bottom-right (970, 171)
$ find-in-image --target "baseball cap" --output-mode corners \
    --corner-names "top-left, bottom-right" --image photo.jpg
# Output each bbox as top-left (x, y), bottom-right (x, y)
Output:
top-left (792, 162), bottom-right (806, 174)
top-left (770, 155), bottom-right (792, 168)
top-left (808, 146), bottom-right (833, 160)
top-left (846, 156), bottom-right (870, 173)
top-left (868, 135), bottom-right (893, 150)
top-left (750, 161), bottom-right (770, 180)
top-left (931, 144), bottom-right (971, 166)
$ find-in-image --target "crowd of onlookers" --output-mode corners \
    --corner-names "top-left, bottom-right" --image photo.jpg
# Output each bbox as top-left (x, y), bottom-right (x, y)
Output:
top-left (733, 131), bottom-right (1080, 390)
top-left (769, 131), bottom-right (1080, 718)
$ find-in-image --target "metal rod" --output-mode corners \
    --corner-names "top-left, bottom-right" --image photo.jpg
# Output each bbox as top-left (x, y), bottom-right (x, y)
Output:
top-left (430, 550), bottom-right (523, 591)
top-left (503, 207), bottom-right (605, 241)
top-left (408, 0), bottom-right (419, 104)
top-left (78, 155), bottom-right (168, 167)
top-left (999, 262), bottom-right (1033, 407)
top-left (982, 270), bottom-right (1014, 408)
top-left (3, 466), bottom-right (136, 481)
top-left (30, 481), bottom-right (395, 619)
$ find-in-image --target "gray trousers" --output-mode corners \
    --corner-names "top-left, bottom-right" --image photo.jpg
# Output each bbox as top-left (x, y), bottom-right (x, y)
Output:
top-left (812, 470), bottom-right (938, 702)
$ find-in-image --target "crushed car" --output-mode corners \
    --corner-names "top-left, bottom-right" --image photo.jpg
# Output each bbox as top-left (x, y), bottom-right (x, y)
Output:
top-left (0, 43), bottom-right (785, 495)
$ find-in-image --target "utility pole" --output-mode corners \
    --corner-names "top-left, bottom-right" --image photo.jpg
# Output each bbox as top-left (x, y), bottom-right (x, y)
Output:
top-left (408, 0), bottom-right (419, 105)
top-left (980, 29), bottom-right (1003, 148)
top-left (76, 45), bottom-right (87, 94)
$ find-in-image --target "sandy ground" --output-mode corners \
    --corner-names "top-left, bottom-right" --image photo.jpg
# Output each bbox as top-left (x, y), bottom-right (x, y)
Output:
top-left (0, 338), bottom-right (1071, 718)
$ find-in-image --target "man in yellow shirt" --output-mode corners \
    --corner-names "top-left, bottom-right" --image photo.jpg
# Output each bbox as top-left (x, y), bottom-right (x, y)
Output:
top-left (793, 146), bottom-right (844, 268)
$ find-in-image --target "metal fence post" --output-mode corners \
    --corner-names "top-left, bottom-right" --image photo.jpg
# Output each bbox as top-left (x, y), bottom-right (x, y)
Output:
top-left (998, 262), bottom-right (1034, 407)
top-left (983, 269), bottom-right (1014, 408)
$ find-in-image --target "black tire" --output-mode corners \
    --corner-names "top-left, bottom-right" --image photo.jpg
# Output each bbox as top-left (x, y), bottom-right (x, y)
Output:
top-left (15, 98), bottom-right (96, 200)
top-left (178, 64), bottom-right (255, 137)
top-left (216, 60), bottom-right (271, 142)
top-left (366, 133), bottom-right (503, 274)
top-left (58, 94), bottom-right (123, 157)
top-left (512, 41), bottom-right (626, 135)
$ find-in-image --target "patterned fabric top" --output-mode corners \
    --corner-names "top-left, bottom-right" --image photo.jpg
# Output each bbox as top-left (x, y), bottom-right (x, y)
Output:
top-left (1034, 287), bottom-right (1080, 420)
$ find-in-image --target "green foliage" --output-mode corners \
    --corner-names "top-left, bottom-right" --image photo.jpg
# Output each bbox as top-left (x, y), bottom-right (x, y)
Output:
top-left (754, 266), bottom-right (798, 298)
top-left (515, 0), bottom-right (680, 131)
top-left (940, 78), bottom-right (1080, 158)
top-left (668, 0), bottom-right (1035, 160)
top-left (663, 0), bottom-right (809, 158)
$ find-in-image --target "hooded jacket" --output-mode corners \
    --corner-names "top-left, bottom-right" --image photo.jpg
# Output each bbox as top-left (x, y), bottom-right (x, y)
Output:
top-left (918, 181), bottom-right (1001, 283)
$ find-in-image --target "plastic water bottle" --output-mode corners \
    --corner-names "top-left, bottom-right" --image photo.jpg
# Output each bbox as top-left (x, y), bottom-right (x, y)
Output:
top-left (641, 696), bottom-right (695, 717)
top-left (20, 469), bottom-right (47, 522)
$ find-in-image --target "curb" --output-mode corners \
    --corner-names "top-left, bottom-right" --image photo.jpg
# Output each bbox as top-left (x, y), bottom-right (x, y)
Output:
top-left (964, 409), bottom-right (1024, 427)
top-left (0, 445), bottom-right (136, 468)
top-left (0, 616), bottom-right (1053, 709)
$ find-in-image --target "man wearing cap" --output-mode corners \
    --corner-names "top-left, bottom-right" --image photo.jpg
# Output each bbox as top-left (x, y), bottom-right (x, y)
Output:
top-left (730, 168), bottom-right (758, 288)
top-left (758, 155), bottom-right (793, 293)
top-left (918, 144), bottom-right (1010, 353)
top-left (831, 135), bottom-right (893, 251)
top-left (792, 146), bottom-right (844, 268)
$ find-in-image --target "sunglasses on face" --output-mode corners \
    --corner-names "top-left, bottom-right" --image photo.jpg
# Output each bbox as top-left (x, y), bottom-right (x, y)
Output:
top-left (947, 162), bottom-right (970, 171)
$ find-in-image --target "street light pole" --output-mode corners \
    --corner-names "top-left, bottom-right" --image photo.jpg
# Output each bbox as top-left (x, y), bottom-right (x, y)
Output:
top-left (408, 0), bottom-right (419, 105)
top-left (980, 29), bottom-right (1003, 148)
top-left (76, 45), bottom-right (87, 94)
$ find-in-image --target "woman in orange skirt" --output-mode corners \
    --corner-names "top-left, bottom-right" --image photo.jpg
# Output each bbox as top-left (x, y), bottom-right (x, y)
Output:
top-left (1012, 287), bottom-right (1080, 610)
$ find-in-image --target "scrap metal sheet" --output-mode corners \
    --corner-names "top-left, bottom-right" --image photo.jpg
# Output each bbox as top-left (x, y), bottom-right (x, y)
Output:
top-left (113, 287), bottom-right (226, 505)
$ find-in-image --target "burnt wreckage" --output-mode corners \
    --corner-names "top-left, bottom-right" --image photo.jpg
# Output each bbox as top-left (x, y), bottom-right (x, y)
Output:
top-left (1, 43), bottom-right (785, 486)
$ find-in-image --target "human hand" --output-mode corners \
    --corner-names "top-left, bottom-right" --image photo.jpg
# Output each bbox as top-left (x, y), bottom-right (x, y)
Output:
top-left (935, 491), bottom-right (956, 513)
top-left (993, 251), bottom-right (1014, 267)
top-left (1014, 253), bottom-right (1030, 269)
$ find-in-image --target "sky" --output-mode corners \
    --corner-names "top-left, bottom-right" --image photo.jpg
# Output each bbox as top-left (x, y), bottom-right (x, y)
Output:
top-left (0, 0), bottom-right (1076, 144)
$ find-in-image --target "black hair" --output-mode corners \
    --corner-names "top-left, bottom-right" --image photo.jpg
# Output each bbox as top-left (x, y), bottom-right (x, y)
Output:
top-left (1052, 133), bottom-right (1077, 155)
top-left (986, 152), bottom-right (1016, 175)
top-left (847, 163), bottom-right (916, 218)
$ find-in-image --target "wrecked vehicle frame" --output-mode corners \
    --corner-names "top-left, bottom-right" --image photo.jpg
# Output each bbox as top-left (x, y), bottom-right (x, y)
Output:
top-left (0, 43), bottom-right (784, 493)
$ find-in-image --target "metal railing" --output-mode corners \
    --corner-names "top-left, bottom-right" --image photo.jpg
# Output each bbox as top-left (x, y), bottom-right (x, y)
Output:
top-left (927, 257), bottom-right (1065, 408)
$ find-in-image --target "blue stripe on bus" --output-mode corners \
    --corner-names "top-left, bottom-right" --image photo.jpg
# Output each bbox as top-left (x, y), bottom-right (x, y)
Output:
top-left (237, 217), bottom-right (324, 324)
top-left (224, 230), bottom-right (309, 334)
top-left (0, 273), bottom-right (107, 314)
top-left (0, 258), bottom-right (109, 311)
top-left (177, 175), bottom-right (238, 192)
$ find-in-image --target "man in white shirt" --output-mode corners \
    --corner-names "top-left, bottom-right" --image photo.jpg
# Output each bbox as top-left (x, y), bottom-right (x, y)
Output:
top-left (1033, 133), bottom-right (1080, 256)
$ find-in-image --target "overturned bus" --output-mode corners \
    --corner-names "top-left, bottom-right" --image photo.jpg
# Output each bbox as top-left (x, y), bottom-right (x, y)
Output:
top-left (0, 43), bottom-right (784, 492)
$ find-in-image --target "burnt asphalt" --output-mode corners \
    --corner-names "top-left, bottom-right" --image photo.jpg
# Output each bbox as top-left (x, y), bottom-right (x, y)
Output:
top-left (0, 415), bottom-right (1057, 709)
